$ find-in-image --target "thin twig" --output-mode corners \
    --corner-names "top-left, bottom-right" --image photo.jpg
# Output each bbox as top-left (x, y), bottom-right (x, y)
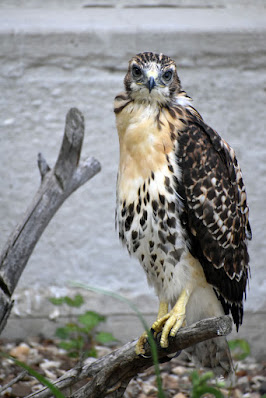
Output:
top-left (0, 370), bottom-right (28, 394)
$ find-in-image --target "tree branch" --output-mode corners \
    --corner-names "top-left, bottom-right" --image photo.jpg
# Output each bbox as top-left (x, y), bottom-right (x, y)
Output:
top-left (0, 108), bottom-right (101, 334)
top-left (25, 315), bottom-right (232, 398)
top-left (0, 370), bottom-right (28, 394)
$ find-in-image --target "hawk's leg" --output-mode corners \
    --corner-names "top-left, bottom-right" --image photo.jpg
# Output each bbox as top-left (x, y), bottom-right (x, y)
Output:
top-left (135, 301), bottom-right (168, 355)
top-left (152, 287), bottom-right (192, 348)
top-left (157, 301), bottom-right (169, 321)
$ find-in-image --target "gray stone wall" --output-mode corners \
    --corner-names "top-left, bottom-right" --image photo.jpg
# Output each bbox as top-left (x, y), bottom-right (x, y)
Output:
top-left (0, 2), bottom-right (265, 359)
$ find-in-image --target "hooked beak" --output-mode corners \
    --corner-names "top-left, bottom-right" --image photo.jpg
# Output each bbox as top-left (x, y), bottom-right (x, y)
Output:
top-left (147, 76), bottom-right (156, 93)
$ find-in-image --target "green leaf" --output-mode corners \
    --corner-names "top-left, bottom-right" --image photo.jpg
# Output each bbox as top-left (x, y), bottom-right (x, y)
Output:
top-left (194, 386), bottom-right (224, 398)
top-left (64, 294), bottom-right (84, 307)
top-left (191, 371), bottom-right (225, 398)
top-left (49, 294), bottom-right (84, 307)
top-left (87, 347), bottom-right (98, 358)
top-left (216, 380), bottom-right (226, 388)
top-left (59, 341), bottom-right (77, 351)
top-left (95, 331), bottom-right (116, 344)
top-left (55, 327), bottom-right (71, 340)
top-left (78, 311), bottom-right (105, 331)
top-left (1, 353), bottom-right (65, 398)
top-left (228, 339), bottom-right (251, 360)
top-left (190, 370), bottom-right (200, 386)
top-left (56, 323), bottom-right (83, 340)
top-left (49, 297), bottom-right (65, 306)
top-left (67, 351), bottom-right (80, 358)
top-left (198, 371), bottom-right (215, 384)
top-left (59, 337), bottom-right (83, 351)
top-left (76, 327), bottom-right (92, 335)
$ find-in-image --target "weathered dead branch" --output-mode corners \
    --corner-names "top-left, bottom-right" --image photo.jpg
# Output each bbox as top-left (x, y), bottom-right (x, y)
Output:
top-left (26, 315), bottom-right (232, 398)
top-left (0, 108), bottom-right (101, 334)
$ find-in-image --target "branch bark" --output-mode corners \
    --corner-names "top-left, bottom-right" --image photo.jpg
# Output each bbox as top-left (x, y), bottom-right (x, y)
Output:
top-left (26, 315), bottom-right (232, 398)
top-left (0, 108), bottom-right (101, 334)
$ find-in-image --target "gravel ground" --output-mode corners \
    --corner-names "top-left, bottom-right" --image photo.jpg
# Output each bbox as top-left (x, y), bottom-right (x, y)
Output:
top-left (0, 337), bottom-right (265, 397)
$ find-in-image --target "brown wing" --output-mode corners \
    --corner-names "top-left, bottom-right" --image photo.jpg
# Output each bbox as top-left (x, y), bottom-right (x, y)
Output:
top-left (176, 116), bottom-right (251, 329)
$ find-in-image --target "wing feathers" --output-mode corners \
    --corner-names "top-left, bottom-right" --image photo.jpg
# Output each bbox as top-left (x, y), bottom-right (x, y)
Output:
top-left (175, 116), bottom-right (251, 328)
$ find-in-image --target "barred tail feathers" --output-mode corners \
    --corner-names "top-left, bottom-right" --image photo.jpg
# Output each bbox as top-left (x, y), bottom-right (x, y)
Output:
top-left (183, 284), bottom-right (233, 377)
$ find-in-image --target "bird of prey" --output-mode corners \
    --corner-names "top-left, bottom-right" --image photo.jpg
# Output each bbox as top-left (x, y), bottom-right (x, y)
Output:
top-left (114, 52), bottom-right (251, 376)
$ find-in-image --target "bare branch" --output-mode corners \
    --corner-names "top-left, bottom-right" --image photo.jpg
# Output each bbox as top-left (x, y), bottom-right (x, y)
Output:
top-left (0, 370), bottom-right (28, 394)
top-left (25, 315), bottom-right (232, 398)
top-left (0, 108), bottom-right (101, 334)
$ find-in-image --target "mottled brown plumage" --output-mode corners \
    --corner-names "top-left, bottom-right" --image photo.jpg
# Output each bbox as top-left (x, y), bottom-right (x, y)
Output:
top-left (114, 52), bottom-right (251, 376)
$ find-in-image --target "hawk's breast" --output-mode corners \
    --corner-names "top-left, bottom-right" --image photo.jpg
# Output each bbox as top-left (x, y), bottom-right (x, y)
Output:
top-left (116, 113), bottom-right (194, 301)
top-left (117, 163), bottom-right (190, 301)
top-left (115, 98), bottom-right (209, 302)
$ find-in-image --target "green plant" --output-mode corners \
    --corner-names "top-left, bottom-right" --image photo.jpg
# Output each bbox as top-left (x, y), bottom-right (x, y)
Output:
top-left (228, 338), bottom-right (251, 360)
top-left (190, 370), bottom-right (225, 398)
top-left (49, 294), bottom-right (116, 358)
top-left (49, 293), bottom-right (84, 307)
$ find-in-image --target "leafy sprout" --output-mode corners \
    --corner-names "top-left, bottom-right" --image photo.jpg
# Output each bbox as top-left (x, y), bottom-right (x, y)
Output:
top-left (190, 370), bottom-right (225, 398)
top-left (49, 294), bottom-right (116, 359)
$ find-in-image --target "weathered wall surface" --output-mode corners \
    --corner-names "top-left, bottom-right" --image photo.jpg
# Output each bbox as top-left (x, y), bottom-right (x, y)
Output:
top-left (0, 2), bottom-right (265, 359)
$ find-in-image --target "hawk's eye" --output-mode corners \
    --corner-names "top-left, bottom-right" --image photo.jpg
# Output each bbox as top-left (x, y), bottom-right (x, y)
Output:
top-left (132, 66), bottom-right (142, 78)
top-left (162, 70), bottom-right (173, 82)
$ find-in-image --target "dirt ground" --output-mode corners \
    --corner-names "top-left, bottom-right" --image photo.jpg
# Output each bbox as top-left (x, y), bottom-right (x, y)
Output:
top-left (0, 337), bottom-right (266, 397)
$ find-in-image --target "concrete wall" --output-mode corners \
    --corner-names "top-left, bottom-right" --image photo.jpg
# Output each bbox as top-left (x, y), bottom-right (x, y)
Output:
top-left (0, 2), bottom-right (266, 359)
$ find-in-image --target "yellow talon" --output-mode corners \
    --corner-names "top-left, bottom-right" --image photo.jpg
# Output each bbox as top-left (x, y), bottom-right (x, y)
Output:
top-left (136, 301), bottom-right (168, 355)
top-left (151, 301), bottom-right (169, 337)
top-left (161, 311), bottom-right (186, 347)
top-left (160, 288), bottom-right (191, 347)
top-left (136, 288), bottom-right (192, 353)
top-left (170, 317), bottom-right (187, 337)
top-left (154, 288), bottom-right (191, 348)
top-left (135, 331), bottom-right (148, 355)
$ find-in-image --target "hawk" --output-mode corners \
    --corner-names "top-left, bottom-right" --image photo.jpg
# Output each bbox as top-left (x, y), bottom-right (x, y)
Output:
top-left (114, 52), bottom-right (251, 376)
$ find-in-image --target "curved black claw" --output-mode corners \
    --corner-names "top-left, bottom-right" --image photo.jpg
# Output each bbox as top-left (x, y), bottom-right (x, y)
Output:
top-left (159, 350), bottom-right (182, 363)
top-left (139, 353), bottom-right (152, 359)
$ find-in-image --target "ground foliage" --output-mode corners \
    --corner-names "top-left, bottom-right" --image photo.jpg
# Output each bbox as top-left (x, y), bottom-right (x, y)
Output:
top-left (0, 336), bottom-right (266, 397)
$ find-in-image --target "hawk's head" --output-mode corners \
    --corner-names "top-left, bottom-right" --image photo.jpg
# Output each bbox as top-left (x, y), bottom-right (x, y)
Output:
top-left (124, 52), bottom-right (181, 104)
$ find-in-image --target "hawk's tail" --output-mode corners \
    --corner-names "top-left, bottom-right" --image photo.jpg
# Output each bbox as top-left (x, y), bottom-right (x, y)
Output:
top-left (183, 282), bottom-right (234, 378)
top-left (185, 336), bottom-right (233, 378)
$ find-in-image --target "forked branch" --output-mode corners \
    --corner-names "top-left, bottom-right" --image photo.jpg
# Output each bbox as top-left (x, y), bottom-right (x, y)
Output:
top-left (0, 108), bottom-right (101, 334)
